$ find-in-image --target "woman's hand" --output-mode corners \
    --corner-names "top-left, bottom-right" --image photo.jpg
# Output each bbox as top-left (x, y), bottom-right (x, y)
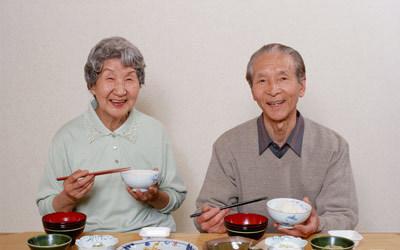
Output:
top-left (195, 204), bottom-right (230, 233)
top-left (275, 197), bottom-right (320, 238)
top-left (53, 169), bottom-right (95, 212)
top-left (127, 184), bottom-right (170, 210)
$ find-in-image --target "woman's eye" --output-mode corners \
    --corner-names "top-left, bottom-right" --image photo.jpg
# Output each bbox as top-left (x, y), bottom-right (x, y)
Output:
top-left (106, 77), bottom-right (114, 81)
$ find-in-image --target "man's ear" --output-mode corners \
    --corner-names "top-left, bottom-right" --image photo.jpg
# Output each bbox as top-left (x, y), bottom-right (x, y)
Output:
top-left (299, 79), bottom-right (306, 97)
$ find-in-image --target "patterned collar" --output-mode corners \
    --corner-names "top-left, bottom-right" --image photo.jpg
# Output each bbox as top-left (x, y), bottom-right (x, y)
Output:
top-left (85, 99), bottom-right (138, 143)
top-left (257, 111), bottom-right (304, 157)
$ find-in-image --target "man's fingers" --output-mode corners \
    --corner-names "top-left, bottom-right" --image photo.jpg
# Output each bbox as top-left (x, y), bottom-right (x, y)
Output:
top-left (199, 208), bottom-right (230, 232)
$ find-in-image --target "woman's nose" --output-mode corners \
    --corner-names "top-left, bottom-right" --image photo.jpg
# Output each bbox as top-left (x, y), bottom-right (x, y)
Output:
top-left (114, 80), bottom-right (127, 95)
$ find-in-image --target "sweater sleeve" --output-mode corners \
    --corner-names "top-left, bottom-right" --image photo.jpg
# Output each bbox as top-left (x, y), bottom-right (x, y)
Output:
top-left (194, 138), bottom-right (240, 231)
top-left (158, 132), bottom-right (187, 214)
top-left (316, 140), bottom-right (358, 231)
top-left (36, 135), bottom-right (71, 215)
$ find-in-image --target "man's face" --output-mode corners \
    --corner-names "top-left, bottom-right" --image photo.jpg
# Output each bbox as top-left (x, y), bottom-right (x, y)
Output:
top-left (251, 51), bottom-right (305, 124)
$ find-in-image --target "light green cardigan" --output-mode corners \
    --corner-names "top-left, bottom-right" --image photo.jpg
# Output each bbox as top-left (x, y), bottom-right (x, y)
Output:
top-left (37, 100), bottom-right (186, 232)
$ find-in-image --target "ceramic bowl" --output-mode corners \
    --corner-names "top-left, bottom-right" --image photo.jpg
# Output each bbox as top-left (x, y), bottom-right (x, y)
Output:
top-left (266, 198), bottom-right (311, 228)
top-left (120, 169), bottom-right (159, 191)
top-left (76, 235), bottom-right (118, 250)
top-left (265, 235), bottom-right (308, 250)
top-left (27, 234), bottom-right (72, 250)
top-left (224, 213), bottom-right (268, 240)
top-left (310, 235), bottom-right (355, 250)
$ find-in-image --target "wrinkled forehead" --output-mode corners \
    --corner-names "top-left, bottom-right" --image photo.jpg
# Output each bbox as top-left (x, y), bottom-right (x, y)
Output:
top-left (253, 51), bottom-right (296, 77)
top-left (100, 58), bottom-right (137, 75)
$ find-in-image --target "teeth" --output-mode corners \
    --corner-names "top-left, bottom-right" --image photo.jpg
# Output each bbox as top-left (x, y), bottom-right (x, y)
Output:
top-left (268, 100), bottom-right (284, 105)
top-left (111, 100), bottom-right (126, 103)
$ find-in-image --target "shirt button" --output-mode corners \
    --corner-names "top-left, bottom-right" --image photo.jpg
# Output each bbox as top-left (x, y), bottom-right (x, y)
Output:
top-left (115, 160), bottom-right (119, 163)
top-left (111, 134), bottom-right (116, 138)
top-left (113, 145), bottom-right (118, 150)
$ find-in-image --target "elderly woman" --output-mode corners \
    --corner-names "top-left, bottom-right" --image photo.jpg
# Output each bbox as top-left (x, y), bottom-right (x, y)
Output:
top-left (37, 37), bottom-right (187, 232)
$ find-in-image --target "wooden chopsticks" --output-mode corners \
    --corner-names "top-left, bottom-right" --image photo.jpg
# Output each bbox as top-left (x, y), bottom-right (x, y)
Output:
top-left (56, 167), bottom-right (130, 181)
top-left (190, 196), bottom-right (269, 218)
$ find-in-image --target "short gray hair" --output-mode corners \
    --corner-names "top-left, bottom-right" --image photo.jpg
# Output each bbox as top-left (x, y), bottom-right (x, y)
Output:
top-left (84, 36), bottom-right (145, 89)
top-left (245, 43), bottom-right (305, 87)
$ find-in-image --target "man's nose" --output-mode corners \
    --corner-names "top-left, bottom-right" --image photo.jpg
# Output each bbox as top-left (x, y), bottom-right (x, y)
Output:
top-left (266, 80), bottom-right (281, 96)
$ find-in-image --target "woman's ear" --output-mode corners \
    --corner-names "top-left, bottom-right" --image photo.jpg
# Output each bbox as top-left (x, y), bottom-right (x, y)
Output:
top-left (89, 86), bottom-right (96, 96)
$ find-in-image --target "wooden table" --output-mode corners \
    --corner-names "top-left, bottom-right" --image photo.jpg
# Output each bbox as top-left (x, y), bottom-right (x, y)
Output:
top-left (1, 232), bottom-right (399, 250)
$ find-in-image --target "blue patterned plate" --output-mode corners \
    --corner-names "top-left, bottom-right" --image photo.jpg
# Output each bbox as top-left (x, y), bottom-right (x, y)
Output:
top-left (117, 239), bottom-right (198, 250)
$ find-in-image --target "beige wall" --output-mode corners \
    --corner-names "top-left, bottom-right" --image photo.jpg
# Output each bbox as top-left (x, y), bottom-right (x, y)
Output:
top-left (1, 0), bottom-right (399, 232)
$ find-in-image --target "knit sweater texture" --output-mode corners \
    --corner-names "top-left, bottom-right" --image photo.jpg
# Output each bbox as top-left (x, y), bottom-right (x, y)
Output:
top-left (196, 117), bottom-right (358, 232)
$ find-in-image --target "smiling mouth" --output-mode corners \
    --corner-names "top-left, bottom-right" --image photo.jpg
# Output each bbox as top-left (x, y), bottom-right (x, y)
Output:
top-left (110, 99), bottom-right (127, 103)
top-left (267, 100), bottom-right (285, 107)
top-left (110, 99), bottom-right (127, 107)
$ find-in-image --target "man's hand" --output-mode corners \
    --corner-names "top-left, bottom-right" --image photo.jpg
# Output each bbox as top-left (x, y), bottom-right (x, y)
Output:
top-left (195, 204), bottom-right (231, 233)
top-left (275, 197), bottom-right (320, 238)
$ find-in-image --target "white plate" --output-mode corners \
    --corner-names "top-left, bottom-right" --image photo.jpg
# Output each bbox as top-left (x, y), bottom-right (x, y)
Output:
top-left (116, 239), bottom-right (198, 250)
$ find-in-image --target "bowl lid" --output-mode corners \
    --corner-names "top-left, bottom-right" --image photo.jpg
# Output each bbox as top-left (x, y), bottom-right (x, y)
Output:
top-left (328, 230), bottom-right (363, 241)
top-left (139, 227), bottom-right (171, 239)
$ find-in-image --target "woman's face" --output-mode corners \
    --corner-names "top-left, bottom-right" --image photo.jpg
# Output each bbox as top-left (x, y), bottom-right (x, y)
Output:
top-left (90, 58), bottom-right (140, 129)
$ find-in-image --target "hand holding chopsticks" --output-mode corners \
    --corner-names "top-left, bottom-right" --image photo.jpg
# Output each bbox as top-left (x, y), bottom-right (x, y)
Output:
top-left (190, 196), bottom-right (269, 218)
top-left (56, 167), bottom-right (130, 181)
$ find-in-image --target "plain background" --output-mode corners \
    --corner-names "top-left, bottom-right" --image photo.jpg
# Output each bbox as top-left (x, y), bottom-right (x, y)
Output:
top-left (1, 1), bottom-right (399, 232)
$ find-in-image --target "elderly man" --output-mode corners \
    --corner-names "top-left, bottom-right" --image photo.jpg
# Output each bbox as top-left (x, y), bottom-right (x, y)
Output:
top-left (194, 43), bottom-right (358, 238)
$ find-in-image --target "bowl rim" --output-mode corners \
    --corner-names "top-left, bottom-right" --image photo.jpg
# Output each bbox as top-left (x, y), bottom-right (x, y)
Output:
top-left (27, 233), bottom-right (72, 248)
top-left (310, 235), bottom-right (355, 250)
top-left (44, 225), bottom-right (85, 232)
top-left (224, 213), bottom-right (268, 225)
top-left (121, 169), bottom-right (159, 175)
top-left (226, 228), bottom-right (266, 234)
top-left (42, 211), bottom-right (86, 224)
top-left (267, 198), bottom-right (312, 214)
